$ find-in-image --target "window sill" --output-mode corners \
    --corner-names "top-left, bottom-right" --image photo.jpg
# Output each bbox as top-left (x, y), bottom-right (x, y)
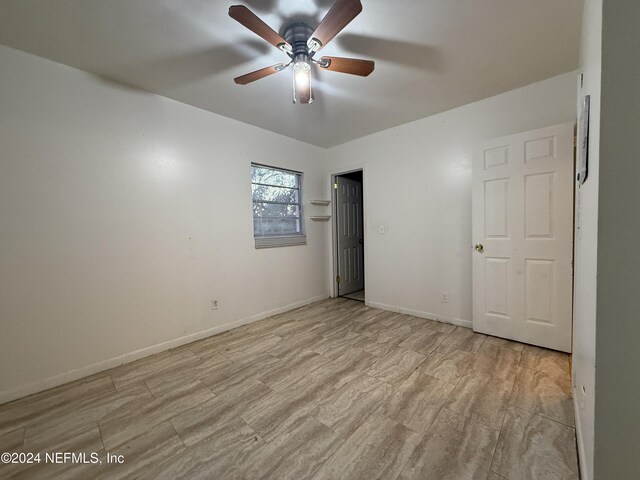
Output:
top-left (255, 235), bottom-right (307, 249)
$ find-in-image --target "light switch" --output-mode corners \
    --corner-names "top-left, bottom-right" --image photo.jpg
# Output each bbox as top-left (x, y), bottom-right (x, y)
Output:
top-left (378, 224), bottom-right (386, 234)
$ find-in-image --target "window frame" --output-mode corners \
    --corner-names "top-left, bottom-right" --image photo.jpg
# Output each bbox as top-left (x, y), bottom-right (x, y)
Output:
top-left (251, 163), bottom-right (307, 249)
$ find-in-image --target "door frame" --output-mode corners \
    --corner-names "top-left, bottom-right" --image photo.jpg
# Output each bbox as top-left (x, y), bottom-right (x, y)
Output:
top-left (330, 165), bottom-right (367, 301)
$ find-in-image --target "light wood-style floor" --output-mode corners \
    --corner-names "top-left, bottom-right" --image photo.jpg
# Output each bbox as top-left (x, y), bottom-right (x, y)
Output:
top-left (0, 298), bottom-right (579, 479)
top-left (342, 289), bottom-right (365, 302)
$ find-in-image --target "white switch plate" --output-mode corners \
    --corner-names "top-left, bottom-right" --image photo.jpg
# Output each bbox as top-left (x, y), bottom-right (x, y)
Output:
top-left (378, 224), bottom-right (386, 234)
top-left (440, 292), bottom-right (449, 303)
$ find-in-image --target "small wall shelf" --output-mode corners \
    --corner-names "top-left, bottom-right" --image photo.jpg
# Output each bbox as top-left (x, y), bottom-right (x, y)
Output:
top-left (310, 215), bottom-right (331, 221)
top-left (309, 200), bottom-right (331, 206)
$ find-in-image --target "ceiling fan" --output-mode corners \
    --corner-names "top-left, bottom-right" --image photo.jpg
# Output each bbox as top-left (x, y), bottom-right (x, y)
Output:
top-left (229, 0), bottom-right (374, 104)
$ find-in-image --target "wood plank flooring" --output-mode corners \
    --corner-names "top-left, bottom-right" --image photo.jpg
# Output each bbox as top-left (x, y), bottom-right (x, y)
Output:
top-left (0, 298), bottom-right (579, 479)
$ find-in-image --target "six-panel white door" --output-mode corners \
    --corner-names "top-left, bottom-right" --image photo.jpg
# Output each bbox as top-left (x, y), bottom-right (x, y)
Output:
top-left (472, 123), bottom-right (574, 352)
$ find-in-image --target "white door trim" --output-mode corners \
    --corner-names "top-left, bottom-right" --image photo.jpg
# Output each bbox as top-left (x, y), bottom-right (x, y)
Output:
top-left (329, 165), bottom-right (368, 302)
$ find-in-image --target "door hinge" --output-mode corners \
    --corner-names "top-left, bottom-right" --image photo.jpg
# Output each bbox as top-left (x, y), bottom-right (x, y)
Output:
top-left (336, 275), bottom-right (340, 283)
top-left (333, 183), bottom-right (338, 190)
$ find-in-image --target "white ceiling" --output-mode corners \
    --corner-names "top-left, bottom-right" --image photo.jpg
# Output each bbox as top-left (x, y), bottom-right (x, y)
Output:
top-left (0, 0), bottom-right (582, 147)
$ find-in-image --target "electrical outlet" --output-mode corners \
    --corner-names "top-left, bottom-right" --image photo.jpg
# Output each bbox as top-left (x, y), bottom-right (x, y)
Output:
top-left (211, 299), bottom-right (219, 310)
top-left (440, 292), bottom-right (450, 303)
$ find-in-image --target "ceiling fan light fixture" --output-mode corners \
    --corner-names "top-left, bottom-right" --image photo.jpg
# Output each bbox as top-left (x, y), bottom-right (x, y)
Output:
top-left (292, 68), bottom-right (313, 104)
top-left (294, 65), bottom-right (310, 87)
top-left (292, 50), bottom-right (312, 104)
top-left (293, 58), bottom-right (311, 75)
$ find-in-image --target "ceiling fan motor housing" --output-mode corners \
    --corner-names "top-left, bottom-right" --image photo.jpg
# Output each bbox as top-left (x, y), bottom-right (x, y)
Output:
top-left (284, 22), bottom-right (314, 65)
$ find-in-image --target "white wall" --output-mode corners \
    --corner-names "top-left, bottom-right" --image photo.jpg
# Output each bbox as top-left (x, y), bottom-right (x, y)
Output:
top-left (572, 0), bottom-right (601, 478)
top-left (323, 73), bottom-right (577, 326)
top-left (594, 1), bottom-right (640, 477)
top-left (0, 45), bottom-right (328, 403)
top-left (0, 44), bottom-right (582, 408)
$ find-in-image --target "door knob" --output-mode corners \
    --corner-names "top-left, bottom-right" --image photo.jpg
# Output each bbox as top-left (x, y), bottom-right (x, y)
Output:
top-left (474, 243), bottom-right (484, 253)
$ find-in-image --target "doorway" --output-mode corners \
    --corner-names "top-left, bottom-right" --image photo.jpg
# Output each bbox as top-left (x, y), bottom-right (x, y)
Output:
top-left (332, 170), bottom-right (365, 302)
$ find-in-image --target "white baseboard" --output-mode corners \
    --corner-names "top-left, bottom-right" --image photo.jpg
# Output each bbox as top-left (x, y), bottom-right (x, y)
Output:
top-left (573, 388), bottom-right (590, 480)
top-left (0, 294), bottom-right (328, 406)
top-left (366, 301), bottom-right (473, 329)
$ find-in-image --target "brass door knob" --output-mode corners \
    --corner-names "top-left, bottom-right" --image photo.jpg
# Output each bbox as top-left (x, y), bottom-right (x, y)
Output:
top-left (474, 243), bottom-right (484, 253)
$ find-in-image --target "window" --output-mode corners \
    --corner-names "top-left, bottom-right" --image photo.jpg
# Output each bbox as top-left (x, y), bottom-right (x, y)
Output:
top-left (251, 163), bottom-right (306, 248)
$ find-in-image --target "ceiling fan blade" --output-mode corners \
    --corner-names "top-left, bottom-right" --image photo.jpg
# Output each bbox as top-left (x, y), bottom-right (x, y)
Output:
top-left (229, 5), bottom-right (291, 53)
top-left (318, 56), bottom-right (374, 76)
top-left (234, 63), bottom-right (287, 85)
top-left (308, 0), bottom-right (362, 52)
